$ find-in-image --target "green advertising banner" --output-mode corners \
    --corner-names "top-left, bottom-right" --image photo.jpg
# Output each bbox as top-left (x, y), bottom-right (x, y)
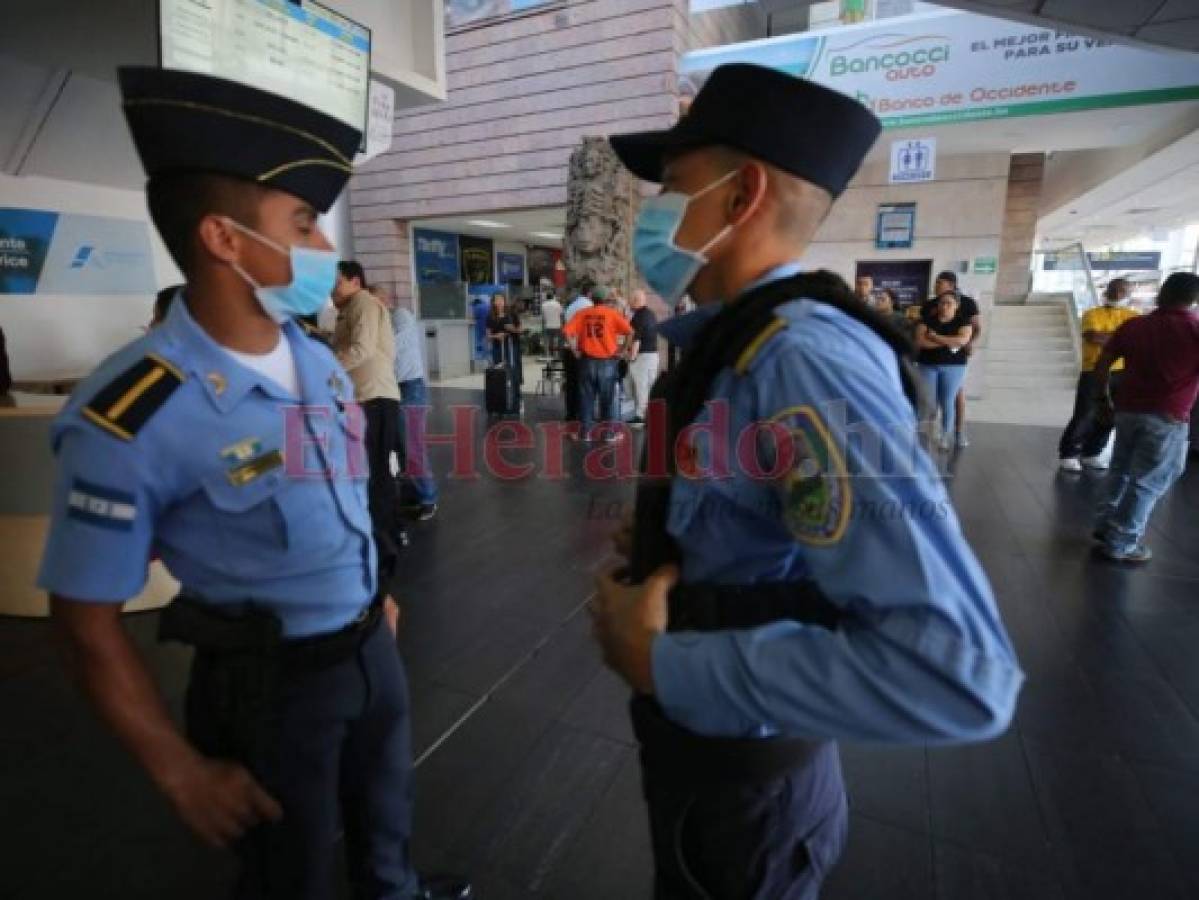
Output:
top-left (681, 9), bottom-right (1199, 128)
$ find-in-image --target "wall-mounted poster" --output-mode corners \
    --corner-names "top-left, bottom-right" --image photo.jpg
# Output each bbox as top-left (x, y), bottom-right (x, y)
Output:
top-left (412, 229), bottom-right (460, 284)
top-left (876, 202), bottom-right (916, 250)
top-left (855, 259), bottom-right (932, 307)
top-left (497, 251), bottom-right (525, 284)
top-left (527, 246), bottom-right (560, 287)
top-left (445, 0), bottom-right (554, 30)
top-left (459, 235), bottom-right (495, 285)
top-left (0, 207), bottom-right (156, 295)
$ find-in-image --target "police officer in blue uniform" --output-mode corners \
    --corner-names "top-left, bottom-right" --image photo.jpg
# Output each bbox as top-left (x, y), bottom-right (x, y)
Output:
top-left (591, 64), bottom-right (1023, 899)
top-left (38, 67), bottom-right (469, 900)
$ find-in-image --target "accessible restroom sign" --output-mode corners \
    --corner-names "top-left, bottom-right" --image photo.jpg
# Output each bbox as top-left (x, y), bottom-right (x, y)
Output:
top-left (890, 138), bottom-right (936, 183)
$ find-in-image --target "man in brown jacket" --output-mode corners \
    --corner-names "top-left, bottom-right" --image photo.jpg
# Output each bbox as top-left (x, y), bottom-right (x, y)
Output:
top-left (332, 260), bottom-right (404, 570)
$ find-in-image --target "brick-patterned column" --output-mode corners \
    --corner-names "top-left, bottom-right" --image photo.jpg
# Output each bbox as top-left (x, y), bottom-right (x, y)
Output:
top-left (351, 216), bottom-right (413, 312)
top-left (995, 153), bottom-right (1044, 304)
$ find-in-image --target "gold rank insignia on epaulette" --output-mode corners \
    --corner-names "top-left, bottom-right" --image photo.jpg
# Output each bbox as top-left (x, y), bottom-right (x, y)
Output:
top-left (82, 353), bottom-right (185, 441)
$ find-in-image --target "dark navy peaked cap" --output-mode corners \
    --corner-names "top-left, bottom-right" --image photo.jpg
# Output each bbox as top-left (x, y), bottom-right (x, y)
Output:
top-left (119, 66), bottom-right (362, 212)
top-left (610, 63), bottom-right (881, 197)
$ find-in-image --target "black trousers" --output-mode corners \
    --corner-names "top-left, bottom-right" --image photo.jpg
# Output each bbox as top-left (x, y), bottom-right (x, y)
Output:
top-left (1059, 371), bottom-right (1122, 459)
top-left (186, 619), bottom-right (418, 899)
top-left (561, 347), bottom-right (581, 421)
top-left (632, 699), bottom-right (848, 899)
top-left (363, 398), bottom-right (400, 578)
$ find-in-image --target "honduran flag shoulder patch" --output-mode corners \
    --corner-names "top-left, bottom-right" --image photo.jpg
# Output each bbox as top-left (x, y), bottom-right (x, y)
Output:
top-left (67, 479), bottom-right (138, 531)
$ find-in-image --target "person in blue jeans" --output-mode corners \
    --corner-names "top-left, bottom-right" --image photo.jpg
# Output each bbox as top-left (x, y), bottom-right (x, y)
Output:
top-left (915, 291), bottom-right (975, 450)
top-left (388, 292), bottom-right (439, 520)
top-left (579, 357), bottom-right (622, 441)
top-left (563, 292), bottom-right (632, 441)
top-left (1094, 413), bottom-right (1188, 561)
top-left (1091, 272), bottom-right (1199, 563)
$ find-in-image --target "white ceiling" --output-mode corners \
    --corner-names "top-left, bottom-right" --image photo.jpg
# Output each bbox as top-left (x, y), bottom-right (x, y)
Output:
top-left (414, 208), bottom-right (567, 246)
top-left (938, 0), bottom-right (1199, 54)
top-left (1037, 126), bottom-right (1199, 248)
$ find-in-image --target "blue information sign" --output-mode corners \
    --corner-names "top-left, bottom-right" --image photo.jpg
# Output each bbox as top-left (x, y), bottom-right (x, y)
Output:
top-left (412, 229), bottom-right (461, 284)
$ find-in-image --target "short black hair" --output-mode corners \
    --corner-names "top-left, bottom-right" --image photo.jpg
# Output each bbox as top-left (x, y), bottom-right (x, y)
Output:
top-left (337, 260), bottom-right (366, 289)
top-left (1157, 272), bottom-right (1199, 308)
top-left (1104, 277), bottom-right (1130, 300)
top-left (146, 173), bottom-right (267, 276)
top-left (935, 270), bottom-right (958, 285)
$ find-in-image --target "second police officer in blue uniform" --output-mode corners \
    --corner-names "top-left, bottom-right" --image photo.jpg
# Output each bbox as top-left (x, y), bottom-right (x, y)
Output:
top-left (591, 64), bottom-right (1024, 898)
top-left (38, 67), bottom-right (469, 900)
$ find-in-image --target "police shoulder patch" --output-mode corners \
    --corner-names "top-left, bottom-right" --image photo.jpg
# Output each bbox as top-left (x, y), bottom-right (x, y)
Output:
top-left (773, 404), bottom-right (851, 546)
top-left (82, 353), bottom-right (185, 441)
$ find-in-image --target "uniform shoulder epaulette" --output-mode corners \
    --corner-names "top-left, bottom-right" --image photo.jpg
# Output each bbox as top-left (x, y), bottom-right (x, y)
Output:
top-left (734, 317), bottom-right (788, 375)
top-left (82, 353), bottom-right (185, 441)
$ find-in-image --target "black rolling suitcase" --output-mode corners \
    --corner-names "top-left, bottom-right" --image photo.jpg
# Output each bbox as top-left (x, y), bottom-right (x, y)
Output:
top-left (485, 336), bottom-right (520, 415)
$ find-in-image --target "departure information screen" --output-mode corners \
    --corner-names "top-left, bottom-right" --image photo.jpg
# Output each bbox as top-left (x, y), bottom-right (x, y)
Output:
top-left (160, 0), bottom-right (371, 139)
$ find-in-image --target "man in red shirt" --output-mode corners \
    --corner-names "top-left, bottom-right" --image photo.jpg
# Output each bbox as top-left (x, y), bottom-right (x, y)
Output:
top-left (1092, 272), bottom-right (1199, 563)
top-left (563, 286), bottom-right (633, 441)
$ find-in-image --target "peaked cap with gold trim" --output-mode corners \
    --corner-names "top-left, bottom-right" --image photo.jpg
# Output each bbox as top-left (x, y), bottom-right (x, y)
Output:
top-left (118, 66), bottom-right (362, 213)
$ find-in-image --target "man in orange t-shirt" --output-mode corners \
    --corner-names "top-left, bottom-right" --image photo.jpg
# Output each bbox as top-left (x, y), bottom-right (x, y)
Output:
top-left (563, 286), bottom-right (633, 440)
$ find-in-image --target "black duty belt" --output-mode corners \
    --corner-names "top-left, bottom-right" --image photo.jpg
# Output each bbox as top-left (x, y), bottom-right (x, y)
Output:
top-left (667, 580), bottom-right (845, 633)
top-left (630, 696), bottom-right (826, 787)
top-left (160, 594), bottom-right (382, 672)
top-left (280, 602), bottom-right (382, 671)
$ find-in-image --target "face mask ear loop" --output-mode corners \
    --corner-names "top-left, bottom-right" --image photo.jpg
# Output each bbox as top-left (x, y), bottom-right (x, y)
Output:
top-left (696, 224), bottom-right (733, 261)
top-left (230, 260), bottom-right (263, 291)
top-left (689, 167), bottom-right (740, 203)
top-left (687, 169), bottom-right (742, 261)
top-left (224, 217), bottom-right (289, 258)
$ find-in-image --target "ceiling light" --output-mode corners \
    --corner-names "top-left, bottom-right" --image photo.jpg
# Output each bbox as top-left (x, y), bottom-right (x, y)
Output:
top-left (531, 231), bottom-right (563, 240)
top-left (467, 219), bottom-right (510, 229)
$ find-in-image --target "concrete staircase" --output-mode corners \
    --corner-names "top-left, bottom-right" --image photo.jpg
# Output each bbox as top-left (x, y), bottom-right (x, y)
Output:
top-left (969, 302), bottom-right (1079, 427)
top-left (986, 304), bottom-right (1077, 392)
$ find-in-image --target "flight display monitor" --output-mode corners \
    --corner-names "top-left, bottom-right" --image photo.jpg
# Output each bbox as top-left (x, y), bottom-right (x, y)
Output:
top-left (160, 0), bottom-right (371, 141)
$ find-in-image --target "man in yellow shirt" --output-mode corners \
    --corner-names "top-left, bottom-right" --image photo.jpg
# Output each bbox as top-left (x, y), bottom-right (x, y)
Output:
top-left (1059, 278), bottom-right (1139, 471)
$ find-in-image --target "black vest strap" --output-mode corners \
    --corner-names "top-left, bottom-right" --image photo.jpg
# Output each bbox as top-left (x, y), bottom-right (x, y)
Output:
top-left (629, 270), bottom-right (924, 629)
top-left (668, 581), bottom-right (844, 633)
top-left (665, 271), bottom-right (920, 446)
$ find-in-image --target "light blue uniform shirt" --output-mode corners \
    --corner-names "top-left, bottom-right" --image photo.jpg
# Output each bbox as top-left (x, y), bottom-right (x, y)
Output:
top-left (651, 264), bottom-right (1023, 743)
top-left (391, 307), bottom-right (426, 384)
top-left (37, 298), bottom-right (377, 638)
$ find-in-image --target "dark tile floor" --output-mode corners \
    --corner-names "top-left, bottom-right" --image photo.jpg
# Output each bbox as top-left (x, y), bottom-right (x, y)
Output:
top-left (2, 387), bottom-right (1197, 899)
